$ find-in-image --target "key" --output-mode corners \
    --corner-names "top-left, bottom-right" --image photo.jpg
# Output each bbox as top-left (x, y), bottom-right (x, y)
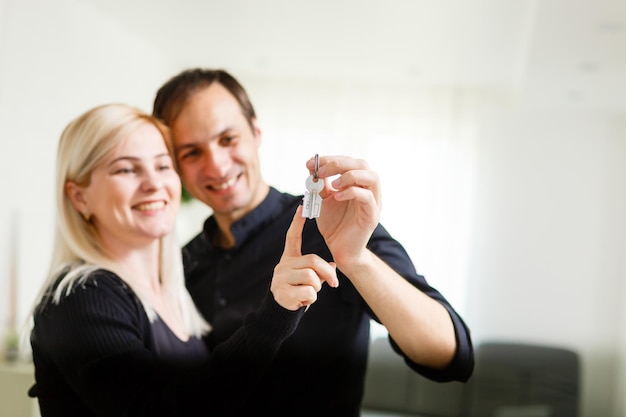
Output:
top-left (302, 175), bottom-right (324, 218)
top-left (302, 153), bottom-right (323, 219)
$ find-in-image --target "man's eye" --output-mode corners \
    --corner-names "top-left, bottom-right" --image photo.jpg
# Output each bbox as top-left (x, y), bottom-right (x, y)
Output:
top-left (180, 149), bottom-right (199, 160)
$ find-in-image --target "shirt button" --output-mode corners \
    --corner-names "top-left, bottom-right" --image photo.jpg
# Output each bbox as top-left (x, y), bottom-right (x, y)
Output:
top-left (217, 298), bottom-right (227, 307)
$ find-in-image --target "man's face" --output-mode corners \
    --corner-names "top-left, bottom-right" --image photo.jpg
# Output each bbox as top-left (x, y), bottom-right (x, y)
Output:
top-left (170, 83), bottom-right (267, 222)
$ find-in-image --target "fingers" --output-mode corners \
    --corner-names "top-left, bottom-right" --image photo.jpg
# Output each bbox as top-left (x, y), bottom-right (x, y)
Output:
top-left (307, 155), bottom-right (381, 203)
top-left (271, 257), bottom-right (338, 311)
top-left (275, 255), bottom-right (339, 290)
top-left (307, 155), bottom-right (370, 178)
top-left (300, 256), bottom-right (338, 289)
top-left (272, 206), bottom-right (339, 311)
top-left (329, 169), bottom-right (380, 194)
top-left (281, 205), bottom-right (306, 259)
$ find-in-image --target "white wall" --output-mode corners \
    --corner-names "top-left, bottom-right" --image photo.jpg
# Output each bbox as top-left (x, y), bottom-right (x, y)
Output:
top-left (0, 0), bottom-right (177, 335)
top-left (465, 105), bottom-right (626, 417)
top-left (612, 119), bottom-right (626, 417)
top-left (1, 1), bottom-right (626, 417)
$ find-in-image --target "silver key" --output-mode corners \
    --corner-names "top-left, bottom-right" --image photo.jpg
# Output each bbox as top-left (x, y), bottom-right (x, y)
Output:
top-left (303, 175), bottom-right (324, 218)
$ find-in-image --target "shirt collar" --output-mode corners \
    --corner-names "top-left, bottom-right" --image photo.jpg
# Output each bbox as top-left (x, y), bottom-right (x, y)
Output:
top-left (202, 187), bottom-right (299, 252)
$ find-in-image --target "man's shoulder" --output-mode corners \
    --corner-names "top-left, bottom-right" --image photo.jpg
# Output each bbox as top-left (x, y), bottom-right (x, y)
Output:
top-left (183, 231), bottom-right (210, 255)
top-left (181, 232), bottom-right (211, 276)
top-left (267, 187), bottom-right (302, 212)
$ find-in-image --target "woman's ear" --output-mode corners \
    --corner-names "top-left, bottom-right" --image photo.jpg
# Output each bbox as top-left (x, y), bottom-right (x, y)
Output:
top-left (65, 181), bottom-right (88, 215)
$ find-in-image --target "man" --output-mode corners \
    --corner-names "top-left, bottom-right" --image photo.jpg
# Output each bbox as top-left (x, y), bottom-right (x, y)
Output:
top-left (153, 68), bottom-right (473, 416)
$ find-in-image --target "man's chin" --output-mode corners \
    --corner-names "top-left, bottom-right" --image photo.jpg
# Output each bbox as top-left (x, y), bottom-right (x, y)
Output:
top-left (204, 193), bottom-right (242, 212)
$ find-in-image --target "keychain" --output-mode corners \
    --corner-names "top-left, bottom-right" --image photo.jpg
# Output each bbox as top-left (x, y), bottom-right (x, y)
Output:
top-left (302, 154), bottom-right (323, 219)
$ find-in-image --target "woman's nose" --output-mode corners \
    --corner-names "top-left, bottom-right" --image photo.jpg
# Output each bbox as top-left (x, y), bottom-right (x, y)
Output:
top-left (141, 169), bottom-right (164, 191)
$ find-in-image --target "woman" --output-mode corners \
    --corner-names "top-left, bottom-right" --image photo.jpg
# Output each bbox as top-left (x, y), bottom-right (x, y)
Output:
top-left (26, 103), bottom-right (338, 417)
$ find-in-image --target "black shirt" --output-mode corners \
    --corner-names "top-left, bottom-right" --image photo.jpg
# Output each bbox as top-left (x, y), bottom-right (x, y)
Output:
top-left (184, 187), bottom-right (474, 417)
top-left (30, 269), bottom-right (305, 417)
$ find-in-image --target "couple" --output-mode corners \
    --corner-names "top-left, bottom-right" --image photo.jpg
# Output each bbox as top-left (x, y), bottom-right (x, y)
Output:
top-left (27, 69), bottom-right (474, 417)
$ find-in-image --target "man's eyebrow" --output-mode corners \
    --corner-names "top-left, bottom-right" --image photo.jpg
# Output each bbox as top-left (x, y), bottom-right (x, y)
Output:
top-left (175, 143), bottom-right (196, 153)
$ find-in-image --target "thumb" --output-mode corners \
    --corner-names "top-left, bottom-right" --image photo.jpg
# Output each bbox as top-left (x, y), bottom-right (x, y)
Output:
top-left (281, 205), bottom-right (306, 259)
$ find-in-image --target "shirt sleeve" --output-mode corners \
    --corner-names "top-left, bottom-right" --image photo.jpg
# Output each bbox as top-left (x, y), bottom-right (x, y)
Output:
top-left (30, 271), bottom-right (304, 417)
top-left (365, 224), bottom-right (475, 382)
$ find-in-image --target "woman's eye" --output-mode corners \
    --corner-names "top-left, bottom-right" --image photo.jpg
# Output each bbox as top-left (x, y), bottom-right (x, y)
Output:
top-left (158, 164), bottom-right (171, 171)
top-left (115, 167), bottom-right (135, 174)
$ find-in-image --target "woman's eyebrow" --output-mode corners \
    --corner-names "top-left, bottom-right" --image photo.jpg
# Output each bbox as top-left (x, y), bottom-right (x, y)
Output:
top-left (107, 153), bottom-right (170, 167)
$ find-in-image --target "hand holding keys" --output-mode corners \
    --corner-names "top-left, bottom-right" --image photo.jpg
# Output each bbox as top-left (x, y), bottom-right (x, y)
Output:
top-left (302, 154), bottom-right (324, 219)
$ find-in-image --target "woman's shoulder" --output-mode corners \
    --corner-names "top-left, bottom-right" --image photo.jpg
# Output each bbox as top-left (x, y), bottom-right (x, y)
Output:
top-left (54, 267), bottom-right (128, 293)
top-left (80, 268), bottom-right (128, 289)
top-left (32, 267), bottom-right (149, 343)
top-left (43, 267), bottom-right (140, 314)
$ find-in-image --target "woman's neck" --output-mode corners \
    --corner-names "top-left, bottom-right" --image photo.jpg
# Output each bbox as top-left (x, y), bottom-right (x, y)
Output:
top-left (101, 239), bottom-right (189, 341)
top-left (101, 239), bottom-right (161, 291)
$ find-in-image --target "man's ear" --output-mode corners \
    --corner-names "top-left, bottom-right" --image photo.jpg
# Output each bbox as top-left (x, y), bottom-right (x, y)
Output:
top-left (251, 117), bottom-right (262, 145)
top-left (65, 181), bottom-right (88, 214)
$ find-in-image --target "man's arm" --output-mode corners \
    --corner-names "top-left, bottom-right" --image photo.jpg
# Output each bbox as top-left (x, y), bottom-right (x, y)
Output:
top-left (310, 155), bottom-right (468, 372)
top-left (340, 247), bottom-right (456, 368)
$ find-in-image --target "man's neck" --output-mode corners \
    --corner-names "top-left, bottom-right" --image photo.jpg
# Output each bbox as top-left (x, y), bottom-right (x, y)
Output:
top-left (211, 224), bottom-right (236, 249)
top-left (211, 183), bottom-right (271, 249)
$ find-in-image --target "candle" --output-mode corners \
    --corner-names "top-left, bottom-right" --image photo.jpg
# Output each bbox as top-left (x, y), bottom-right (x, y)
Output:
top-left (8, 210), bottom-right (18, 331)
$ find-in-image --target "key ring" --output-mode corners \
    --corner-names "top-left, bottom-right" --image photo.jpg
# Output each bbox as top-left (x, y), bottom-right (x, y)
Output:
top-left (313, 153), bottom-right (319, 180)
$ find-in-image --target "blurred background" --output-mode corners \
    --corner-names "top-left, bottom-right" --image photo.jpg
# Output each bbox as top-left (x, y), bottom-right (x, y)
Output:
top-left (1, 0), bottom-right (625, 416)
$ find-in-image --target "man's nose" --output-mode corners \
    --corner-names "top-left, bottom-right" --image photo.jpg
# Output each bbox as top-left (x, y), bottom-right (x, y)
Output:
top-left (201, 149), bottom-right (230, 177)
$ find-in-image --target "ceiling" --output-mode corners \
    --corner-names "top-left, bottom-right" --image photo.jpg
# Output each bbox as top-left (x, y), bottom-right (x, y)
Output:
top-left (84, 0), bottom-right (626, 112)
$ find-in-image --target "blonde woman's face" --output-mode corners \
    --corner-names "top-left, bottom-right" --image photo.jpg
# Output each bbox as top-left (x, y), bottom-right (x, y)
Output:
top-left (79, 122), bottom-right (181, 250)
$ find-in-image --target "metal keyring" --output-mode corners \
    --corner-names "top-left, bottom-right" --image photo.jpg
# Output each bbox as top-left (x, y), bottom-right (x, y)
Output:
top-left (313, 153), bottom-right (319, 180)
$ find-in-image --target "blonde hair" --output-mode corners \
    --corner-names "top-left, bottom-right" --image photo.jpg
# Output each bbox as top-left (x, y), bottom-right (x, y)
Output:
top-left (25, 103), bottom-right (209, 347)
